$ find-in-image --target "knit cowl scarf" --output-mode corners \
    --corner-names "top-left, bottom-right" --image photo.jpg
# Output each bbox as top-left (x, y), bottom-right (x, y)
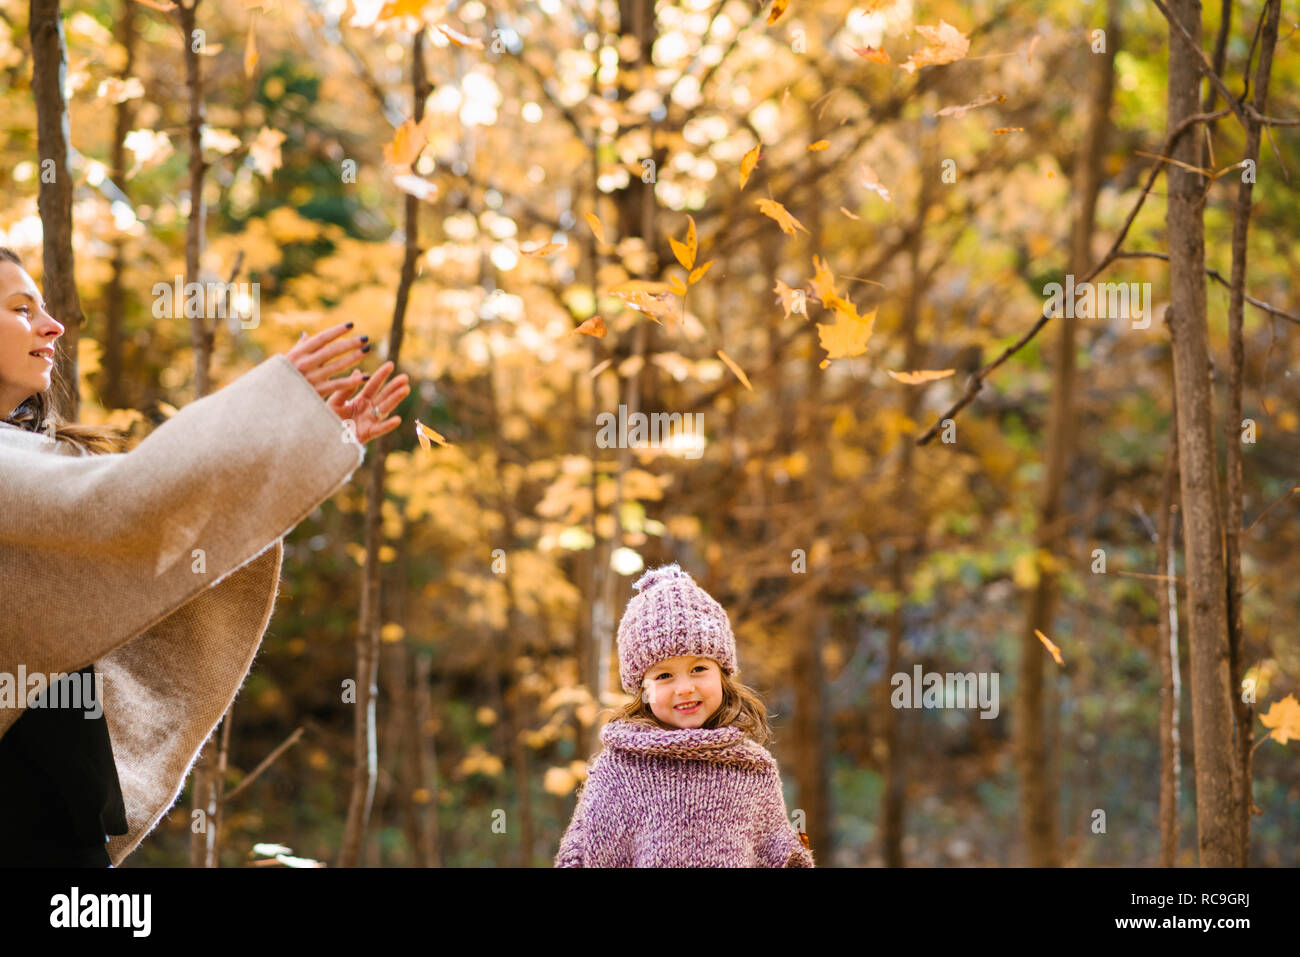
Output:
top-left (555, 719), bottom-right (814, 868)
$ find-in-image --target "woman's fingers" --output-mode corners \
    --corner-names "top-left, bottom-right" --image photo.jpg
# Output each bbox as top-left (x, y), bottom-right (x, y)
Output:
top-left (287, 322), bottom-right (352, 362)
top-left (316, 368), bottom-right (366, 398)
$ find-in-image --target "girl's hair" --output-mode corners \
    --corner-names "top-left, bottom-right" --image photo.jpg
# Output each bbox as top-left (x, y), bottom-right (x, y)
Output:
top-left (606, 663), bottom-right (774, 745)
top-left (0, 247), bottom-right (126, 456)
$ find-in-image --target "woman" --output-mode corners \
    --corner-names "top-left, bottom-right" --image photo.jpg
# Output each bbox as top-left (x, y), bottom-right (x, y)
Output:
top-left (0, 247), bottom-right (410, 867)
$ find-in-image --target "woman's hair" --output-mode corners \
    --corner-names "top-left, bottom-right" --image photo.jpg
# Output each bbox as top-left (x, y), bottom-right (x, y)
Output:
top-left (0, 247), bottom-right (126, 455)
top-left (605, 663), bottom-right (774, 745)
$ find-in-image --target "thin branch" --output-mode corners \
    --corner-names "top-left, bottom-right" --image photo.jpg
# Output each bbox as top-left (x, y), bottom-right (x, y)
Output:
top-left (224, 726), bottom-right (306, 803)
top-left (1111, 251), bottom-right (1300, 325)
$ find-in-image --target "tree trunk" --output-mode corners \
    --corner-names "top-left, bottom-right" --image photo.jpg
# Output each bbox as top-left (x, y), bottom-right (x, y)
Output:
top-left (103, 0), bottom-right (137, 410)
top-left (1164, 0), bottom-right (1240, 868)
top-left (1157, 400), bottom-right (1182, 866)
top-left (28, 0), bottom-right (85, 419)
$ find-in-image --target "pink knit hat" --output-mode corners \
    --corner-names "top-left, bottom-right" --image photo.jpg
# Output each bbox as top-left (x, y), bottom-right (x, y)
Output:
top-left (616, 564), bottom-right (738, 694)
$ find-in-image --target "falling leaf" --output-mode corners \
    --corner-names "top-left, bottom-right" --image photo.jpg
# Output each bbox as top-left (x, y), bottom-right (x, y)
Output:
top-left (766, 0), bottom-right (789, 25)
top-left (808, 140), bottom-right (830, 151)
top-left (1259, 695), bottom-right (1300, 745)
top-left (573, 315), bottom-right (607, 338)
top-left (521, 241), bottom-right (566, 256)
top-left (756, 198), bottom-right (808, 236)
top-left (669, 215), bottom-right (698, 270)
top-left (840, 206), bottom-right (860, 220)
top-left (688, 260), bottom-right (714, 285)
top-left (248, 127), bottom-right (286, 178)
top-left (816, 306), bottom-right (876, 365)
top-left (586, 212), bottom-right (606, 244)
top-left (415, 419), bottom-right (448, 451)
top-left (384, 117), bottom-right (427, 168)
top-left (668, 274), bottom-right (688, 297)
top-left (392, 174), bottom-right (439, 201)
top-left (853, 46), bottom-right (890, 63)
top-left (739, 143), bottom-right (762, 189)
top-left (809, 255), bottom-right (850, 315)
top-left (888, 368), bottom-right (956, 384)
top-left (934, 93), bottom-right (1005, 119)
top-left (993, 127), bottom-right (1025, 134)
top-left (201, 127), bottom-right (242, 155)
top-left (437, 23), bottom-right (485, 50)
top-left (610, 280), bottom-right (679, 325)
top-left (900, 19), bottom-right (970, 75)
top-left (244, 16), bottom-right (258, 80)
top-left (773, 279), bottom-right (804, 319)
top-left (717, 350), bottom-right (753, 391)
top-left (1035, 629), bottom-right (1064, 666)
top-left (858, 163), bottom-right (892, 202)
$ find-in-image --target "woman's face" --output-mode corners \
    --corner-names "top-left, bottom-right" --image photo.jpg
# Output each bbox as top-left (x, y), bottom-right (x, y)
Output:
top-left (642, 655), bottom-right (724, 730)
top-left (0, 262), bottom-right (63, 418)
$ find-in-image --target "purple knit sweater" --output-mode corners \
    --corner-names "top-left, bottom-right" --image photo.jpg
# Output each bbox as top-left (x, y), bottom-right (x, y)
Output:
top-left (555, 719), bottom-right (814, 868)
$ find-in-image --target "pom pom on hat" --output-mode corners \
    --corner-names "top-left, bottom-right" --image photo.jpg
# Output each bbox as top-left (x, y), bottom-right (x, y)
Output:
top-left (616, 563), bottom-right (737, 694)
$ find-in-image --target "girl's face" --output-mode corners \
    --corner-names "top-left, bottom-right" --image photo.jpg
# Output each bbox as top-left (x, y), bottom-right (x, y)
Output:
top-left (642, 655), bottom-right (723, 730)
top-left (0, 262), bottom-right (62, 419)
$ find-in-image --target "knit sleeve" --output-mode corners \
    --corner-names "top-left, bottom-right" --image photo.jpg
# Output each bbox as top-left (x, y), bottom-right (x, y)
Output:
top-left (757, 769), bottom-right (815, 868)
top-left (555, 754), bottom-right (602, 868)
top-left (0, 354), bottom-right (365, 696)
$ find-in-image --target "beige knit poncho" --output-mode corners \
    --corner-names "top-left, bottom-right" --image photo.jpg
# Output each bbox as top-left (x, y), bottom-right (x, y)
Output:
top-left (0, 354), bottom-right (365, 865)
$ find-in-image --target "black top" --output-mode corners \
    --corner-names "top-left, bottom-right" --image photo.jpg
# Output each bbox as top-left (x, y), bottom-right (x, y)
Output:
top-left (0, 665), bottom-right (128, 867)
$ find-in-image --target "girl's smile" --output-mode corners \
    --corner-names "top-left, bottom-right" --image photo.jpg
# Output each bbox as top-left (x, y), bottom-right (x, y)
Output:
top-left (643, 655), bottom-right (723, 729)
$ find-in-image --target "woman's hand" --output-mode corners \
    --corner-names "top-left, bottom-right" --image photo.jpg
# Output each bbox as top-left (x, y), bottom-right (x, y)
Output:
top-left (285, 322), bottom-right (411, 445)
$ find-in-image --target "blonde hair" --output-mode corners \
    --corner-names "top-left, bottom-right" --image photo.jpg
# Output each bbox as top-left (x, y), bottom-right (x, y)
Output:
top-left (606, 664), bottom-right (774, 745)
top-left (0, 247), bottom-right (127, 456)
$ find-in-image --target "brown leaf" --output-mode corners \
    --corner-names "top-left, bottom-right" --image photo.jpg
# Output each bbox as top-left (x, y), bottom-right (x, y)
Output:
top-left (900, 19), bottom-right (970, 75)
top-left (766, 0), bottom-right (790, 25)
top-left (756, 198), bottom-right (808, 236)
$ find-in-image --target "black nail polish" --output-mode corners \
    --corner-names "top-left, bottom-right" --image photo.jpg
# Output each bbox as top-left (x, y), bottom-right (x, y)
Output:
top-left (362, 374), bottom-right (371, 381)
top-left (346, 321), bottom-right (354, 329)
top-left (362, 344), bottom-right (372, 353)
top-left (360, 335), bottom-right (369, 343)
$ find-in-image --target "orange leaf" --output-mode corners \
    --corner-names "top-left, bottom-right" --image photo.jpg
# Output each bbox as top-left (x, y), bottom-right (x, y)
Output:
top-left (853, 46), bottom-right (890, 63)
top-left (521, 241), bottom-right (566, 256)
top-left (887, 368), bottom-right (955, 385)
top-left (717, 350), bottom-right (753, 391)
top-left (384, 118), bottom-right (427, 168)
top-left (766, 0), bottom-right (790, 25)
top-left (993, 127), bottom-right (1025, 134)
top-left (739, 143), bottom-right (762, 189)
top-left (900, 19), bottom-right (970, 75)
top-left (437, 23), bottom-right (485, 50)
top-left (1259, 695), bottom-right (1300, 745)
top-left (668, 274), bottom-right (688, 297)
top-left (808, 140), bottom-right (830, 151)
top-left (378, 0), bottom-right (430, 19)
top-left (415, 419), bottom-right (448, 451)
top-left (756, 198), bottom-right (808, 236)
top-left (688, 260), bottom-right (714, 285)
top-left (586, 212), bottom-right (606, 245)
top-left (573, 315), bottom-right (607, 338)
top-left (816, 306), bottom-right (876, 364)
top-left (1035, 629), bottom-right (1064, 667)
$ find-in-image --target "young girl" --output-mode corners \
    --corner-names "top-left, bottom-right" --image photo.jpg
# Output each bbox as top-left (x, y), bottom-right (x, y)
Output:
top-left (556, 564), bottom-right (814, 868)
top-left (0, 246), bottom-right (409, 866)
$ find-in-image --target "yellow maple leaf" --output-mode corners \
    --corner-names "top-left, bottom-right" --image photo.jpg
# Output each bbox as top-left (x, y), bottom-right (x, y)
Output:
top-left (670, 215), bottom-right (698, 270)
top-left (1260, 694), bottom-right (1300, 745)
top-left (756, 198), bottom-right (808, 236)
top-left (1035, 629), bottom-right (1065, 666)
top-left (248, 127), bottom-right (286, 179)
top-left (739, 143), bottom-right (762, 189)
top-left (900, 19), bottom-right (970, 75)
top-left (717, 350), bottom-right (753, 391)
top-left (887, 368), bottom-right (955, 384)
top-left (816, 306), bottom-right (876, 365)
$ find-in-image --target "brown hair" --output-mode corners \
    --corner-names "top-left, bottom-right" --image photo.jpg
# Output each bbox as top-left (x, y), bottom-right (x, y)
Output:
top-left (606, 664), bottom-right (775, 746)
top-left (0, 247), bottom-right (126, 455)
